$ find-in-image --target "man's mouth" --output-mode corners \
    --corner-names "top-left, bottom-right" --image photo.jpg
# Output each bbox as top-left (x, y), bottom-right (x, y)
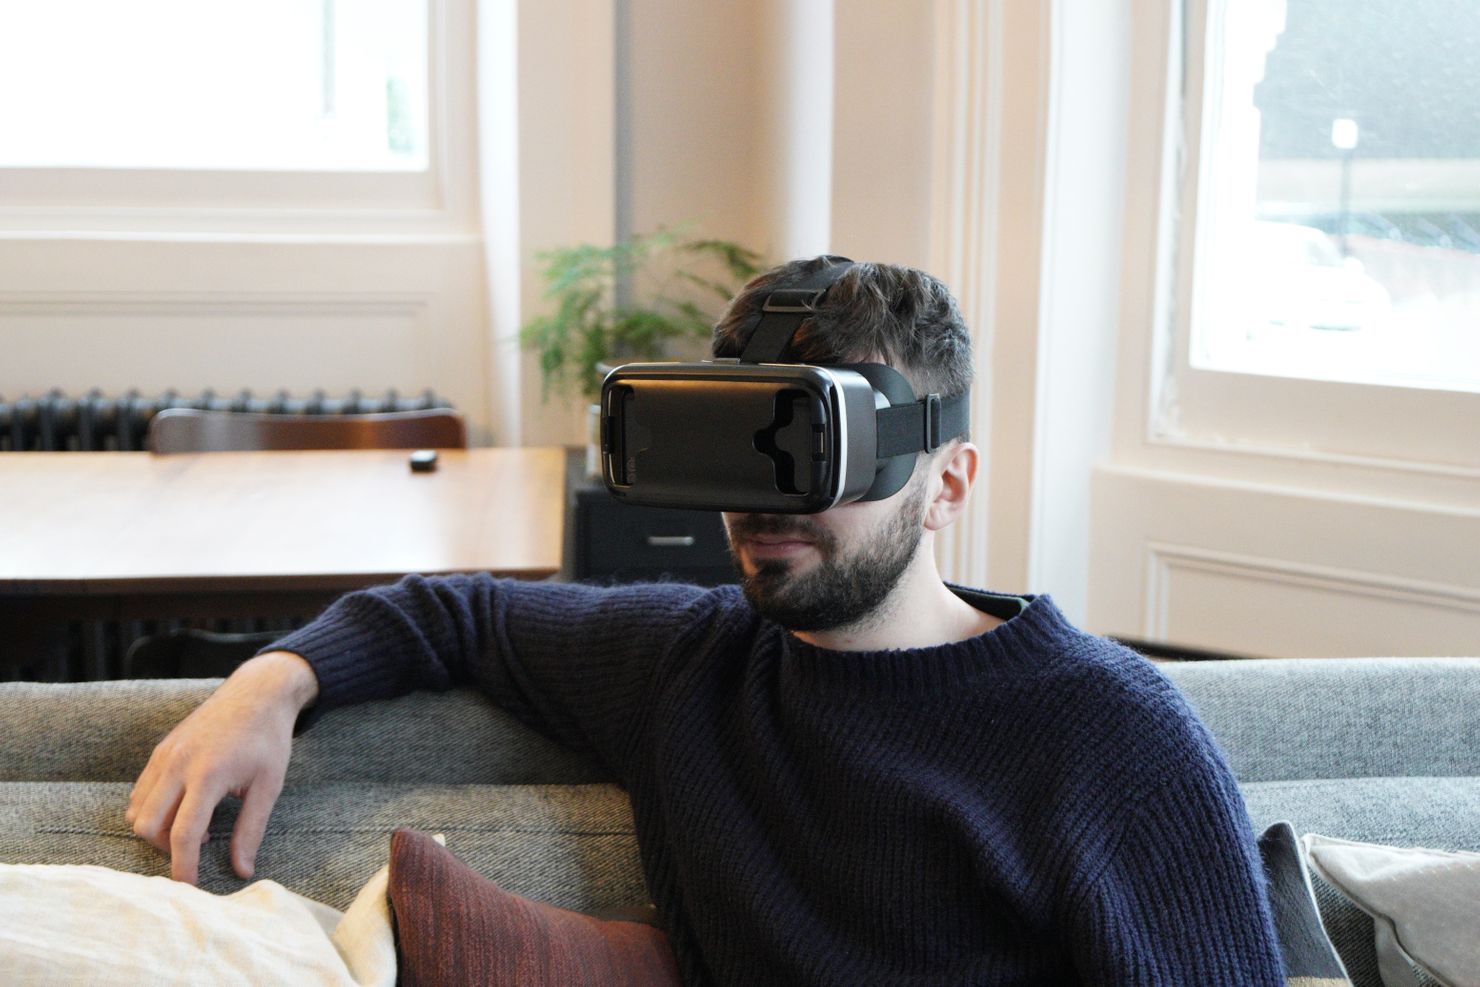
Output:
top-left (741, 532), bottom-right (817, 559)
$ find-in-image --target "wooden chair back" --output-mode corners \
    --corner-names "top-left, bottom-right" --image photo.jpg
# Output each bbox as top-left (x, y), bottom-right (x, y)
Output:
top-left (147, 408), bottom-right (467, 453)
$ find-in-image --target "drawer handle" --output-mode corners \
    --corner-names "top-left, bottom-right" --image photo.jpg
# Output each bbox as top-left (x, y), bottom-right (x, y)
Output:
top-left (646, 535), bottom-right (696, 548)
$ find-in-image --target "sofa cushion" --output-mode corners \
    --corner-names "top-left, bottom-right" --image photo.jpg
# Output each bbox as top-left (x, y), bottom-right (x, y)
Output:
top-left (1303, 833), bottom-right (1480, 987)
top-left (389, 829), bottom-right (680, 987)
top-left (1243, 776), bottom-right (1480, 987)
top-left (0, 781), bottom-right (644, 912)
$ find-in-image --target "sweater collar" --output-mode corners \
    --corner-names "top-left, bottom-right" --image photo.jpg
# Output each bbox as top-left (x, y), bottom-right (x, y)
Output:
top-left (778, 589), bottom-right (1078, 694)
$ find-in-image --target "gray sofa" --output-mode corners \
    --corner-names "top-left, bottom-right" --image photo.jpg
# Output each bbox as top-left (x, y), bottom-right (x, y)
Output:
top-left (3, 656), bottom-right (1478, 986)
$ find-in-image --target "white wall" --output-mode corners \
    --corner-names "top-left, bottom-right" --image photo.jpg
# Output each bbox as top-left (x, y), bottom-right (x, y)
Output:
top-left (501, 0), bottom-right (616, 448)
top-left (1021, 0), bottom-right (1128, 623)
top-left (831, 2), bottom-right (936, 269)
top-left (0, 236), bottom-right (488, 422)
top-left (623, 0), bottom-right (766, 252)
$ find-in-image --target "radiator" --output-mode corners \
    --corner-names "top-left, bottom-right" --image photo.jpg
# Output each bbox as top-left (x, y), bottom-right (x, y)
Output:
top-left (8, 616), bottom-right (307, 684)
top-left (3, 387), bottom-right (454, 680)
top-left (0, 386), bottom-right (454, 452)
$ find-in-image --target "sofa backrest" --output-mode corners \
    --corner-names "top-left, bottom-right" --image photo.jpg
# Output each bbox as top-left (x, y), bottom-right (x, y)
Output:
top-left (0, 681), bottom-right (609, 785)
top-left (1162, 657), bottom-right (1480, 782)
top-left (5, 656), bottom-right (1477, 786)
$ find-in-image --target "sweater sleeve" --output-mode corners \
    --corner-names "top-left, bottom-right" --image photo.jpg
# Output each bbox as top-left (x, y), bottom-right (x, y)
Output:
top-left (257, 573), bottom-right (713, 778)
top-left (1063, 733), bottom-right (1286, 986)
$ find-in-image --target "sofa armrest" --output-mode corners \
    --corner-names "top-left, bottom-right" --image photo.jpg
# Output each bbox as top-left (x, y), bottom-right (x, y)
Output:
top-left (0, 681), bottom-right (609, 785)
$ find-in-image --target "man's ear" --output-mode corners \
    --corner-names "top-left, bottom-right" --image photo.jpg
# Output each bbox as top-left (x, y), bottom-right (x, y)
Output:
top-left (923, 440), bottom-right (978, 532)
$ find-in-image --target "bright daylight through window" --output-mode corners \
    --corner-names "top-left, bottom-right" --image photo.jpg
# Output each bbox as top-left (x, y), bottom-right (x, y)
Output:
top-left (0, 0), bottom-right (427, 172)
top-left (1194, 0), bottom-right (1480, 393)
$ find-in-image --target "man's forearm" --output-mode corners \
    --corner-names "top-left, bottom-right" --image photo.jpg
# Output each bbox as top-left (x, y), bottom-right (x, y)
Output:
top-left (248, 574), bottom-right (485, 730)
top-left (252, 572), bottom-right (712, 757)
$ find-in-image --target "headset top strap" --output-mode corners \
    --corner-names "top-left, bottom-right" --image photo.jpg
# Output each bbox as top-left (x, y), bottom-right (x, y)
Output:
top-left (738, 256), bottom-right (855, 364)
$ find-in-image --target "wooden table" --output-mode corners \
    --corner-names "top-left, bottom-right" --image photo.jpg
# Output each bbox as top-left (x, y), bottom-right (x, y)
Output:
top-left (1, 448), bottom-right (565, 677)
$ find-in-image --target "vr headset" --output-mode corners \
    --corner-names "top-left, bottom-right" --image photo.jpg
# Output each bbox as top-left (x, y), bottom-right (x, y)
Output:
top-left (599, 256), bottom-right (970, 513)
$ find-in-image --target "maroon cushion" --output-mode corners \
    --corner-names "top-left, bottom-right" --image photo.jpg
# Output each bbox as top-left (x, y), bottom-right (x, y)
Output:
top-left (388, 829), bottom-right (682, 987)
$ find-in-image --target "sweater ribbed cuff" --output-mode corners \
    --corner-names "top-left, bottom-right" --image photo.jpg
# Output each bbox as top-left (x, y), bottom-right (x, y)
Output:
top-left (255, 591), bottom-right (422, 733)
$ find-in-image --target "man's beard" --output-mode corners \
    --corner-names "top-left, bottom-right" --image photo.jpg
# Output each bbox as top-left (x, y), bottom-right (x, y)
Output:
top-left (726, 478), bottom-right (928, 633)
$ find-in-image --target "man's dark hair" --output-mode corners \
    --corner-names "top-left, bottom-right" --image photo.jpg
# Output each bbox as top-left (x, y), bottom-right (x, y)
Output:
top-left (710, 257), bottom-right (974, 408)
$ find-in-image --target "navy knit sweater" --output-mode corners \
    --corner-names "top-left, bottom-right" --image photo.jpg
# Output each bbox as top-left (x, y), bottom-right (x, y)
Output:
top-left (266, 574), bottom-right (1284, 986)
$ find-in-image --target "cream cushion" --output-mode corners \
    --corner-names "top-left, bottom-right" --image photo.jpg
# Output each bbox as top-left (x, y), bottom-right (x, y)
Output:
top-left (0, 858), bottom-right (394, 985)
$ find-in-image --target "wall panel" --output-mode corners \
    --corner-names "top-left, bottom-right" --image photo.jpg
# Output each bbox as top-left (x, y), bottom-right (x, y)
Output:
top-left (1091, 464), bottom-right (1480, 656)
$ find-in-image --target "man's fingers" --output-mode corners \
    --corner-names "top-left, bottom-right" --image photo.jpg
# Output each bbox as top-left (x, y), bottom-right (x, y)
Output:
top-left (168, 785), bottom-right (222, 886)
top-left (129, 775), bottom-right (184, 853)
top-left (126, 751), bottom-right (165, 826)
top-left (231, 778), bottom-right (282, 880)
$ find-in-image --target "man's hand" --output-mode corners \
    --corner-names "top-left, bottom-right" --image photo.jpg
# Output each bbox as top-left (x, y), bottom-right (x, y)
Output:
top-left (125, 650), bottom-right (319, 886)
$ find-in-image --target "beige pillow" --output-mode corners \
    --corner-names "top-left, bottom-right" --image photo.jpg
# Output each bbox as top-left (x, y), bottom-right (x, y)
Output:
top-left (1302, 833), bottom-right (1480, 987)
top-left (0, 857), bottom-right (395, 985)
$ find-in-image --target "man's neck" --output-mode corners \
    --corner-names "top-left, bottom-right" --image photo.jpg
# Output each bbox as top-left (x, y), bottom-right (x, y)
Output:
top-left (788, 554), bottom-right (1004, 652)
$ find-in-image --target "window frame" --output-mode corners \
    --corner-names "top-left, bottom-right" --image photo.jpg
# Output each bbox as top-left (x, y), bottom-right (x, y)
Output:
top-left (0, 0), bottom-right (470, 235)
top-left (1150, 0), bottom-right (1480, 476)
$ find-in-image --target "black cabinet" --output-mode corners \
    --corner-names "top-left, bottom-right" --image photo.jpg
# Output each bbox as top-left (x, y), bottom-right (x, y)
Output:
top-left (572, 487), bottom-right (736, 586)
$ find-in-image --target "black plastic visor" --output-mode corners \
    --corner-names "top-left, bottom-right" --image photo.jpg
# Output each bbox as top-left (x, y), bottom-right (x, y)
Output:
top-left (600, 361), bottom-right (966, 513)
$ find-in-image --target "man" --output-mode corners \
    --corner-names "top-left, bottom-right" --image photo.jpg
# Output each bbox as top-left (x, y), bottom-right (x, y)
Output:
top-left (127, 258), bottom-right (1285, 985)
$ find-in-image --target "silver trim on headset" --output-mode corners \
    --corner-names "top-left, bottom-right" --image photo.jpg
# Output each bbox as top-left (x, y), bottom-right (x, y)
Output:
top-left (817, 367), bottom-right (848, 510)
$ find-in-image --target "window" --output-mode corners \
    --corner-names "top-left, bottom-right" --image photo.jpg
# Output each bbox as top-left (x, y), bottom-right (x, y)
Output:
top-left (0, 0), bottom-right (428, 172)
top-left (1191, 0), bottom-right (1480, 394)
top-left (1150, 0), bottom-right (1480, 471)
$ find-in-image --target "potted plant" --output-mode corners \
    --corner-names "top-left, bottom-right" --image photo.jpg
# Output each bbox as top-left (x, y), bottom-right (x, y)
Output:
top-left (521, 228), bottom-right (763, 474)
